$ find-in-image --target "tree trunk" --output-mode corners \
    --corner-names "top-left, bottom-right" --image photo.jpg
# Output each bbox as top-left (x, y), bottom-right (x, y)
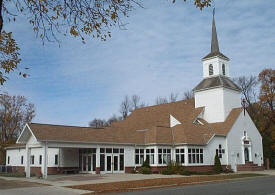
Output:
top-left (0, 0), bottom-right (3, 32)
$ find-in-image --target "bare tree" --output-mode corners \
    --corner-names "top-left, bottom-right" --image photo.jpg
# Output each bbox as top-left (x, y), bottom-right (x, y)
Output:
top-left (89, 118), bottom-right (107, 128)
top-left (183, 90), bottom-right (194, 100)
top-left (131, 95), bottom-right (141, 111)
top-left (120, 95), bottom-right (131, 119)
top-left (155, 96), bottom-right (168, 105)
top-left (169, 92), bottom-right (178, 102)
top-left (107, 114), bottom-right (122, 126)
top-left (0, 93), bottom-right (35, 164)
top-left (234, 76), bottom-right (258, 106)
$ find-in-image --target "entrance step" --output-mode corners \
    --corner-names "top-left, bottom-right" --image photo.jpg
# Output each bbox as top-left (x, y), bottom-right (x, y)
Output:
top-left (237, 163), bottom-right (264, 171)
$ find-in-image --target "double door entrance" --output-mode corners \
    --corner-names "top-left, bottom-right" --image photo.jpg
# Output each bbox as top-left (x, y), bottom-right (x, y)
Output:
top-left (81, 154), bottom-right (96, 173)
top-left (105, 154), bottom-right (121, 173)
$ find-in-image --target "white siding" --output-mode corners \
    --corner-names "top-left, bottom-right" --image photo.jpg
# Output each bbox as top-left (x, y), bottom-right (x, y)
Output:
top-left (202, 56), bottom-right (229, 78)
top-left (170, 115), bottom-right (181, 127)
top-left (227, 110), bottom-right (263, 169)
top-left (195, 88), bottom-right (241, 123)
top-left (6, 148), bottom-right (60, 167)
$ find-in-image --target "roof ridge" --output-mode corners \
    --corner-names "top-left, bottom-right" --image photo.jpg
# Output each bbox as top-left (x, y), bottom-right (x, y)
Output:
top-left (133, 99), bottom-right (195, 112)
top-left (30, 122), bottom-right (99, 129)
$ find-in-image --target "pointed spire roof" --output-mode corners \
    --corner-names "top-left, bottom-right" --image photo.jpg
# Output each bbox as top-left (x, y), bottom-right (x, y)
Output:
top-left (202, 9), bottom-right (229, 61)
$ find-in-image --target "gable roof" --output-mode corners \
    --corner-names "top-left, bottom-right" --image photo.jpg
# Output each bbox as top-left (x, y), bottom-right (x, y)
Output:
top-left (22, 100), bottom-right (243, 146)
top-left (193, 75), bottom-right (241, 92)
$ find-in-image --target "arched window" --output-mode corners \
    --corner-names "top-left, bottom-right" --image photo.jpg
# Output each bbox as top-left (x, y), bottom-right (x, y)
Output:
top-left (222, 64), bottom-right (226, 75)
top-left (209, 64), bottom-right (213, 76)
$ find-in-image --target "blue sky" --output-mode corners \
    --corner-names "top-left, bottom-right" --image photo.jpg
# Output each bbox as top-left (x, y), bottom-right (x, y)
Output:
top-left (2, 0), bottom-right (275, 126)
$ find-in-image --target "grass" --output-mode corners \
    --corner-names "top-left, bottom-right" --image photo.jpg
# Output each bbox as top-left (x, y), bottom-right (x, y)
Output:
top-left (68, 173), bottom-right (267, 194)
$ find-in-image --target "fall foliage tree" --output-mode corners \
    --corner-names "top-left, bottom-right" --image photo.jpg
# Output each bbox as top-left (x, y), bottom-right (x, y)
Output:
top-left (0, 93), bottom-right (35, 164)
top-left (0, 0), bottom-right (211, 85)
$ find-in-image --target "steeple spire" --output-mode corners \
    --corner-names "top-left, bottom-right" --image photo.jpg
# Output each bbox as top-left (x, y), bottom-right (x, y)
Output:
top-left (202, 8), bottom-right (229, 61)
top-left (211, 8), bottom-right (219, 53)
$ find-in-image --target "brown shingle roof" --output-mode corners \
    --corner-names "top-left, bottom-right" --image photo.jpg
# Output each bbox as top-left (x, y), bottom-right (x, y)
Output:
top-left (27, 100), bottom-right (243, 145)
top-left (193, 76), bottom-right (241, 92)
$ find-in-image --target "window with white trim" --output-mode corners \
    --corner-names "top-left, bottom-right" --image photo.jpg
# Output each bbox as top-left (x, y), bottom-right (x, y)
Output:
top-left (209, 64), bottom-right (213, 76)
top-left (158, 148), bottom-right (171, 165)
top-left (188, 148), bottom-right (203, 164)
top-left (176, 148), bottom-right (185, 164)
top-left (135, 149), bottom-right (144, 165)
top-left (216, 144), bottom-right (224, 158)
top-left (21, 156), bottom-right (24, 165)
top-left (146, 148), bottom-right (155, 164)
top-left (30, 155), bottom-right (35, 165)
top-left (55, 154), bottom-right (58, 165)
top-left (7, 156), bottom-right (10, 164)
top-left (222, 64), bottom-right (226, 75)
top-left (39, 155), bottom-right (42, 165)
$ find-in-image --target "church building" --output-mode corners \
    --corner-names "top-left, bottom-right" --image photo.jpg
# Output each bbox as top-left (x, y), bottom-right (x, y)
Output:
top-left (5, 14), bottom-right (264, 179)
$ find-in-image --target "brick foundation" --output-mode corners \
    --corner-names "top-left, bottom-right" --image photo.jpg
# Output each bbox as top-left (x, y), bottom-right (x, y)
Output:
top-left (10, 166), bottom-right (79, 176)
top-left (96, 167), bottom-right (100, 174)
top-left (125, 165), bottom-right (230, 174)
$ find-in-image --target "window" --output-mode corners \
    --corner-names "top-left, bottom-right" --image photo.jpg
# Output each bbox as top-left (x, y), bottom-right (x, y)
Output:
top-left (216, 144), bottom-right (224, 158)
top-left (209, 64), bottom-right (213, 76)
top-left (21, 156), bottom-right (24, 165)
top-left (7, 156), bottom-right (10, 164)
top-left (53, 154), bottom-right (58, 165)
top-left (39, 155), bottom-right (42, 165)
top-left (146, 148), bottom-right (155, 165)
top-left (119, 154), bottom-right (124, 171)
top-left (222, 64), bottom-right (226, 75)
top-left (188, 148), bottom-right (203, 164)
top-left (244, 131), bottom-right (247, 137)
top-left (176, 149), bottom-right (185, 164)
top-left (135, 149), bottom-right (144, 165)
top-left (158, 148), bottom-right (171, 165)
top-left (30, 155), bottom-right (35, 165)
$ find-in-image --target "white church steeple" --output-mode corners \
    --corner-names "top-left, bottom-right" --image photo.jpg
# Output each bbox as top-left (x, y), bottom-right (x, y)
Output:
top-left (193, 10), bottom-right (241, 123)
top-left (201, 9), bottom-right (230, 78)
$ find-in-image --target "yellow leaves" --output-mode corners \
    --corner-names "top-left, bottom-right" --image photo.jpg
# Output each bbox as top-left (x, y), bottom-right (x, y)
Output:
top-left (70, 26), bottom-right (79, 37)
top-left (0, 31), bottom-right (21, 85)
top-left (111, 12), bottom-right (117, 20)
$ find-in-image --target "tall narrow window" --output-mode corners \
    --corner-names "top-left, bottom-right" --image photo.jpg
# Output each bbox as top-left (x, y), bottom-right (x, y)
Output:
top-left (21, 156), bottom-right (24, 165)
top-left (7, 156), bottom-right (10, 164)
top-left (222, 64), bottom-right (226, 75)
top-left (146, 149), bottom-right (155, 165)
top-left (209, 64), bottom-right (213, 76)
top-left (176, 149), bottom-right (185, 164)
top-left (30, 155), bottom-right (35, 165)
top-left (55, 154), bottom-right (58, 165)
top-left (39, 155), bottom-right (42, 165)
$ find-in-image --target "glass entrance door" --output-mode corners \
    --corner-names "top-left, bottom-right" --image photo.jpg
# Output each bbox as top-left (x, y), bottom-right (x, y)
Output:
top-left (106, 155), bottom-right (112, 172)
top-left (244, 147), bottom-right (249, 162)
top-left (113, 155), bottom-right (119, 171)
top-left (82, 155), bottom-right (93, 172)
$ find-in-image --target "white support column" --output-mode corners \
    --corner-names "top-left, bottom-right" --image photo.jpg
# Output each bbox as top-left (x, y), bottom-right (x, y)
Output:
top-left (248, 146), bottom-right (252, 162)
top-left (42, 142), bottom-right (48, 179)
top-left (96, 146), bottom-right (100, 174)
top-left (25, 146), bottom-right (30, 178)
top-left (185, 146), bottom-right (189, 166)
